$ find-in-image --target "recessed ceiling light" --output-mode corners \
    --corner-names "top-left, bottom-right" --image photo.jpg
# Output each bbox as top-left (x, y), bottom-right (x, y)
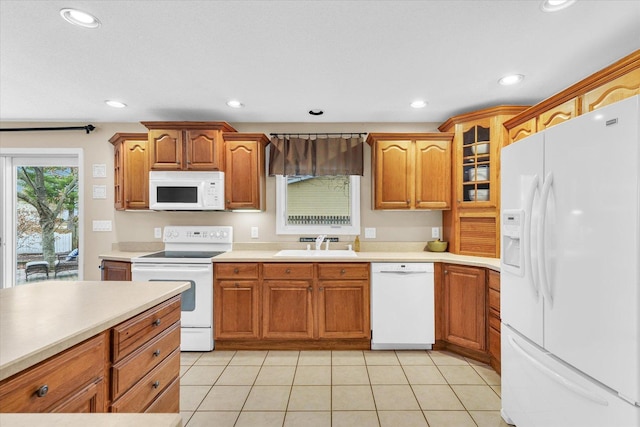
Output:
top-left (540, 0), bottom-right (576, 12)
top-left (105, 100), bottom-right (127, 108)
top-left (226, 100), bottom-right (244, 108)
top-left (308, 109), bottom-right (324, 116)
top-left (498, 74), bottom-right (525, 86)
top-left (410, 100), bottom-right (427, 109)
top-left (60, 8), bottom-right (101, 28)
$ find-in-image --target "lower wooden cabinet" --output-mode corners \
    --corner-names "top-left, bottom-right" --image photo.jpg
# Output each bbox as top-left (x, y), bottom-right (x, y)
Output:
top-left (101, 260), bottom-right (131, 281)
top-left (435, 264), bottom-right (501, 371)
top-left (262, 263), bottom-right (314, 339)
top-left (214, 263), bottom-right (261, 340)
top-left (214, 262), bottom-right (371, 349)
top-left (441, 264), bottom-right (487, 354)
top-left (0, 333), bottom-right (107, 413)
top-left (317, 264), bottom-right (370, 339)
top-left (110, 296), bottom-right (181, 413)
top-left (0, 296), bottom-right (182, 414)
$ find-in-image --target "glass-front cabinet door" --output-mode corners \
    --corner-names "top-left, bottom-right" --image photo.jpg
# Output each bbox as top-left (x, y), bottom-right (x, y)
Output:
top-left (461, 123), bottom-right (491, 204)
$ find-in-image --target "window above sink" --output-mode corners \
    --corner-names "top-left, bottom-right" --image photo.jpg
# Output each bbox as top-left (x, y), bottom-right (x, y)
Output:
top-left (275, 175), bottom-right (361, 235)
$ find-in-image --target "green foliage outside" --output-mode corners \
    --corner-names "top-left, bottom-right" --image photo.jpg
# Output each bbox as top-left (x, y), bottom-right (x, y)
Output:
top-left (17, 167), bottom-right (78, 266)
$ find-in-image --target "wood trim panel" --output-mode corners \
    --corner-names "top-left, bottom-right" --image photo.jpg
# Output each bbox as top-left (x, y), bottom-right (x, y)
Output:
top-left (504, 49), bottom-right (640, 130)
top-left (582, 67), bottom-right (640, 112)
top-left (141, 121), bottom-right (237, 132)
top-left (537, 98), bottom-right (580, 131)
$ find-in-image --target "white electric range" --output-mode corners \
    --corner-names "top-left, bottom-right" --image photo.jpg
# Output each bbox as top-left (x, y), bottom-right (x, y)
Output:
top-left (131, 226), bottom-right (232, 351)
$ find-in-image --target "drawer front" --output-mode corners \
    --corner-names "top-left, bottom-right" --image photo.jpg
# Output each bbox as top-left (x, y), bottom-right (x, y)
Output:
top-left (110, 348), bottom-right (180, 413)
top-left (112, 296), bottom-right (181, 362)
top-left (215, 263), bottom-right (259, 279)
top-left (488, 270), bottom-right (500, 291)
top-left (263, 263), bottom-right (313, 279)
top-left (488, 288), bottom-right (500, 313)
top-left (317, 263), bottom-right (369, 280)
top-left (144, 377), bottom-right (179, 413)
top-left (111, 322), bottom-right (180, 400)
top-left (488, 325), bottom-right (501, 362)
top-left (488, 313), bottom-right (501, 331)
top-left (0, 333), bottom-right (106, 413)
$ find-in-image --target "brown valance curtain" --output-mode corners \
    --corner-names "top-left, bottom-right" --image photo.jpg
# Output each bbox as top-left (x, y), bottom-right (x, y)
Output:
top-left (268, 135), bottom-right (364, 176)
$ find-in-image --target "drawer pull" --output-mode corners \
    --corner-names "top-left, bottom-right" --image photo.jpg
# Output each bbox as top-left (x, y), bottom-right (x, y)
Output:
top-left (285, 269), bottom-right (291, 274)
top-left (152, 319), bottom-right (161, 327)
top-left (233, 268), bottom-right (239, 274)
top-left (152, 380), bottom-right (160, 389)
top-left (340, 269), bottom-right (346, 275)
top-left (234, 282), bottom-right (239, 287)
top-left (153, 349), bottom-right (161, 357)
top-left (36, 385), bottom-right (49, 398)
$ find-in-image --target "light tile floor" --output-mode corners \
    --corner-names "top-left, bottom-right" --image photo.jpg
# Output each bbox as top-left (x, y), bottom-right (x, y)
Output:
top-left (179, 350), bottom-right (511, 427)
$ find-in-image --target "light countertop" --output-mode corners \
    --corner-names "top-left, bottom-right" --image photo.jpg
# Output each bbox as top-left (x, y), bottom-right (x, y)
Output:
top-left (100, 249), bottom-right (500, 271)
top-left (0, 280), bottom-right (190, 381)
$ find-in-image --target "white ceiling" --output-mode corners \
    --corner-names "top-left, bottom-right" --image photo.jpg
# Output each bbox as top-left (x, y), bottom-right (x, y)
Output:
top-left (1, 0), bottom-right (639, 124)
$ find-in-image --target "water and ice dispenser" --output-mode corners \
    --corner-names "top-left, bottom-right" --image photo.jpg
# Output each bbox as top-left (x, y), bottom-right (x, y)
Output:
top-left (502, 210), bottom-right (524, 276)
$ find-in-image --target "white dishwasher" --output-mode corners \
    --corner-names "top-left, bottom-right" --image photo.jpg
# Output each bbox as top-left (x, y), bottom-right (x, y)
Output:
top-left (371, 263), bottom-right (434, 350)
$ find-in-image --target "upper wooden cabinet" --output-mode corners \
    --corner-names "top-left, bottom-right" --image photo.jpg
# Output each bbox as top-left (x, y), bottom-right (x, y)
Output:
top-left (439, 106), bottom-right (528, 257)
top-left (109, 133), bottom-right (149, 210)
top-left (366, 133), bottom-right (453, 210)
top-left (223, 133), bottom-right (269, 211)
top-left (504, 50), bottom-right (640, 145)
top-left (141, 121), bottom-right (237, 171)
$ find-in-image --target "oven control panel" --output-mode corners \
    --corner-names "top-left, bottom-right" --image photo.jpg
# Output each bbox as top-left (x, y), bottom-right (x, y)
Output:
top-left (163, 226), bottom-right (233, 244)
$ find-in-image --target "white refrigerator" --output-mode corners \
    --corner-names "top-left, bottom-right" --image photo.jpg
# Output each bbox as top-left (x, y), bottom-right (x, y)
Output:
top-left (500, 95), bottom-right (640, 427)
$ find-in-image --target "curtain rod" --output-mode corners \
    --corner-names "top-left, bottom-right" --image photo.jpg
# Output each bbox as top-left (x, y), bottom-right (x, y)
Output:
top-left (269, 132), bottom-right (366, 137)
top-left (0, 125), bottom-right (96, 134)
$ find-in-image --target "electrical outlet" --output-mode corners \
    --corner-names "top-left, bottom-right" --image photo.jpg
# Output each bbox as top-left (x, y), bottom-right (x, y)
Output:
top-left (154, 227), bottom-right (162, 238)
top-left (251, 226), bottom-right (259, 239)
top-left (432, 227), bottom-right (440, 239)
top-left (364, 227), bottom-right (376, 239)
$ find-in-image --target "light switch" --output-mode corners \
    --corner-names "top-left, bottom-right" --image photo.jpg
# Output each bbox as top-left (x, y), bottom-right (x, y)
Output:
top-left (364, 227), bottom-right (376, 239)
top-left (92, 164), bottom-right (106, 178)
top-left (92, 185), bottom-right (107, 199)
top-left (93, 220), bottom-right (112, 232)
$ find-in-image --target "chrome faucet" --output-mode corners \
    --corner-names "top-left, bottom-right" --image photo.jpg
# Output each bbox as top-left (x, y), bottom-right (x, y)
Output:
top-left (315, 234), bottom-right (326, 250)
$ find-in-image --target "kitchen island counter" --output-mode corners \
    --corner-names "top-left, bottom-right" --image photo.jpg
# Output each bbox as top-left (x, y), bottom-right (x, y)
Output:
top-left (0, 280), bottom-right (189, 381)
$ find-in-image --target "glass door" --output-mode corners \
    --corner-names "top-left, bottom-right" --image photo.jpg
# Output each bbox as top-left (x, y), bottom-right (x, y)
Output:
top-left (462, 124), bottom-right (491, 203)
top-left (0, 151), bottom-right (81, 287)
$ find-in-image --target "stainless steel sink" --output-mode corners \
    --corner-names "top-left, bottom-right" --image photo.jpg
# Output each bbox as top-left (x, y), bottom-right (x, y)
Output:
top-left (274, 249), bottom-right (358, 258)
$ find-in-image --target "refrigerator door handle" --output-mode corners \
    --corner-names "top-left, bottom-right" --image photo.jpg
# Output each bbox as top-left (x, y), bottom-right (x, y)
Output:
top-left (507, 336), bottom-right (609, 407)
top-left (537, 172), bottom-right (553, 305)
top-left (524, 175), bottom-right (540, 298)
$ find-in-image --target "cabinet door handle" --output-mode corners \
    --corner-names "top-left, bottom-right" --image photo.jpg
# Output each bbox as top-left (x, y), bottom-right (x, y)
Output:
top-left (307, 286), bottom-right (313, 291)
top-left (417, 200), bottom-right (421, 203)
top-left (36, 385), bottom-right (49, 398)
top-left (152, 380), bottom-right (160, 389)
top-left (152, 319), bottom-right (161, 327)
top-left (406, 200), bottom-right (410, 204)
top-left (319, 287), bottom-right (324, 291)
top-left (153, 349), bottom-right (161, 357)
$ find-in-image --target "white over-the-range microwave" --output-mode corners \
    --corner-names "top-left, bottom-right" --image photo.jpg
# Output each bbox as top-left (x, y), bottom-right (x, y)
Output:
top-left (149, 170), bottom-right (225, 211)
